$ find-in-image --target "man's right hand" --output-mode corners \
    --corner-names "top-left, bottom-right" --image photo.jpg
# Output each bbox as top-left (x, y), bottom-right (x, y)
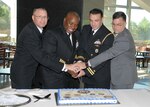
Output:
top-left (67, 70), bottom-right (78, 78)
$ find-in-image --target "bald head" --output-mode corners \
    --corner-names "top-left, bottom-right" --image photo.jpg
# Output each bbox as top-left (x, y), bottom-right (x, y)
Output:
top-left (63, 11), bottom-right (80, 33)
top-left (65, 11), bottom-right (80, 21)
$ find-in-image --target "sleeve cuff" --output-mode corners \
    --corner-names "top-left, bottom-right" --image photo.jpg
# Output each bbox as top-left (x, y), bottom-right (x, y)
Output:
top-left (84, 66), bottom-right (96, 77)
top-left (87, 60), bottom-right (91, 67)
top-left (62, 64), bottom-right (68, 72)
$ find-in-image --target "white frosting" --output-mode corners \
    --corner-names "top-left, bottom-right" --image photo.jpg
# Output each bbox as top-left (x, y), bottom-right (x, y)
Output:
top-left (57, 89), bottom-right (118, 105)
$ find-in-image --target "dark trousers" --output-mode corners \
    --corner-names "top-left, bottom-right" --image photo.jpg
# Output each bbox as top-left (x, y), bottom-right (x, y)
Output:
top-left (11, 80), bottom-right (32, 89)
top-left (63, 73), bottom-right (80, 88)
top-left (84, 82), bottom-right (110, 89)
top-left (32, 66), bottom-right (42, 88)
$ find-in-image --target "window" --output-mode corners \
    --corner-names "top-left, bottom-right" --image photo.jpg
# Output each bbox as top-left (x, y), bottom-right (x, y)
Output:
top-left (130, 2), bottom-right (150, 46)
top-left (104, 0), bottom-right (150, 47)
top-left (0, 0), bottom-right (16, 47)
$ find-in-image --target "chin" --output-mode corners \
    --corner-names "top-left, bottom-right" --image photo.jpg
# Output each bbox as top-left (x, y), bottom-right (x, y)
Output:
top-left (114, 31), bottom-right (119, 34)
top-left (69, 30), bottom-right (74, 33)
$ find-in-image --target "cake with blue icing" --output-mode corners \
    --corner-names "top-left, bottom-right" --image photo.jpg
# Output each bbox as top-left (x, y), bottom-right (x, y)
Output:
top-left (57, 88), bottom-right (118, 105)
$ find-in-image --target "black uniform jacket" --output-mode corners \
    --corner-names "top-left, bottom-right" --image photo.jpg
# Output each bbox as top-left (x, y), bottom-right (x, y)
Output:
top-left (78, 24), bottom-right (114, 85)
top-left (10, 22), bottom-right (64, 88)
top-left (40, 26), bottom-right (80, 88)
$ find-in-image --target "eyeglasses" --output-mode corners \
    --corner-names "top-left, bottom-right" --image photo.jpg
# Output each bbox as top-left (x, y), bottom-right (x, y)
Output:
top-left (34, 15), bottom-right (48, 19)
top-left (111, 23), bottom-right (124, 27)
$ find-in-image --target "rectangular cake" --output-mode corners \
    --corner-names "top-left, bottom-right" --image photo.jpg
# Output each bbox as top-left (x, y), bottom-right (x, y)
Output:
top-left (57, 88), bottom-right (118, 105)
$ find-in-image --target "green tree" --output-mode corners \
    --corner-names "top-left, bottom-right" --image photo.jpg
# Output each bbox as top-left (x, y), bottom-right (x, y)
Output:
top-left (130, 21), bottom-right (138, 40)
top-left (131, 17), bottom-right (150, 41)
top-left (138, 17), bottom-right (150, 40)
top-left (0, 1), bottom-right (10, 33)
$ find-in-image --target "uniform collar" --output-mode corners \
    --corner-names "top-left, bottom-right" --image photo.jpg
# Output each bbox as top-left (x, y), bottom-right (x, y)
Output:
top-left (92, 27), bottom-right (100, 35)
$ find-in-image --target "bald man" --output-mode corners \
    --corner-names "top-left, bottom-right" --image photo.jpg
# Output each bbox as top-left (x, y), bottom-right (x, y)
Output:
top-left (39, 11), bottom-right (81, 88)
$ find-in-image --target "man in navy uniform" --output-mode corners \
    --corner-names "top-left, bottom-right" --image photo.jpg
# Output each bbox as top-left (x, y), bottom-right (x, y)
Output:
top-left (76, 8), bottom-right (114, 88)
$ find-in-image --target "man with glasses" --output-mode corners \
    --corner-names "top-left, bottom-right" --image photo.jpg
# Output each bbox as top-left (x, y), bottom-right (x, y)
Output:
top-left (10, 8), bottom-right (76, 89)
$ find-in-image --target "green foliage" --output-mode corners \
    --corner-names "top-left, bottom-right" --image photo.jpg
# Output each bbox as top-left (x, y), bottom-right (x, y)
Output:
top-left (131, 17), bottom-right (150, 43)
top-left (0, 35), bottom-right (11, 41)
top-left (144, 40), bottom-right (150, 45)
top-left (0, 1), bottom-right (10, 33)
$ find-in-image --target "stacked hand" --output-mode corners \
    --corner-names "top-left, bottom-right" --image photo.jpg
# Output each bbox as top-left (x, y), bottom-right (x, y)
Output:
top-left (66, 62), bottom-right (86, 78)
top-left (67, 70), bottom-right (78, 78)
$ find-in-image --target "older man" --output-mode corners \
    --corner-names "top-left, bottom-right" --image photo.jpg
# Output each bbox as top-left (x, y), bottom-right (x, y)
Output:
top-left (10, 8), bottom-right (76, 89)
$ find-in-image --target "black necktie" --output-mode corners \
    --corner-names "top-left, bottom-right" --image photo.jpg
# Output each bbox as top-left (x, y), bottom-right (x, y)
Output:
top-left (91, 30), bottom-right (94, 35)
top-left (68, 33), bottom-right (73, 46)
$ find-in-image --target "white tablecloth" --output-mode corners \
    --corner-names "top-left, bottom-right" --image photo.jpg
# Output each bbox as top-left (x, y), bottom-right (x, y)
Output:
top-left (1, 88), bottom-right (150, 107)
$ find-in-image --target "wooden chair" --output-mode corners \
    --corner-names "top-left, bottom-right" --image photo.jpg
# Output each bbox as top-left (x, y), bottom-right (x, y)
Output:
top-left (0, 46), bottom-right (16, 68)
top-left (0, 48), bottom-right (6, 68)
top-left (5, 46), bottom-right (16, 68)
